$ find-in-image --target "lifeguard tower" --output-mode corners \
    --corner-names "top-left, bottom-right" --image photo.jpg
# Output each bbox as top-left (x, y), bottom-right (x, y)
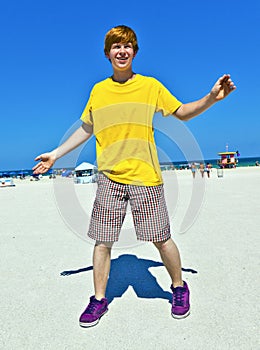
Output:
top-left (217, 151), bottom-right (238, 168)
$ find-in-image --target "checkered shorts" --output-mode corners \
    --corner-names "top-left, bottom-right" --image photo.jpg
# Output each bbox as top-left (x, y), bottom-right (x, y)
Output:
top-left (88, 173), bottom-right (171, 242)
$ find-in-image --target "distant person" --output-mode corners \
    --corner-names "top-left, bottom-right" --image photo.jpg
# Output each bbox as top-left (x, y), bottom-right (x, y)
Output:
top-left (199, 163), bottom-right (205, 178)
top-left (255, 160), bottom-right (259, 167)
top-left (191, 163), bottom-right (197, 178)
top-left (33, 25), bottom-right (236, 327)
top-left (205, 163), bottom-right (212, 178)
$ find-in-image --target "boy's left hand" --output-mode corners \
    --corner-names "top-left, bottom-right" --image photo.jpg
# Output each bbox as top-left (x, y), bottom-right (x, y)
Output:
top-left (210, 74), bottom-right (236, 101)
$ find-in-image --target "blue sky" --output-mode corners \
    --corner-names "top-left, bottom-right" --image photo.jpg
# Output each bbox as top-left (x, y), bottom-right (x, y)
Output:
top-left (0, 0), bottom-right (259, 170)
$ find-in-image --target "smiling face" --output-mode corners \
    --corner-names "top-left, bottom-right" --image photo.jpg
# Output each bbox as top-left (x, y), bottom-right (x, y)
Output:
top-left (106, 42), bottom-right (135, 72)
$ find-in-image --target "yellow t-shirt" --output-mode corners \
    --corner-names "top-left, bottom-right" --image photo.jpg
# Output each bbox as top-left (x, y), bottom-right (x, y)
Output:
top-left (80, 74), bottom-right (182, 186)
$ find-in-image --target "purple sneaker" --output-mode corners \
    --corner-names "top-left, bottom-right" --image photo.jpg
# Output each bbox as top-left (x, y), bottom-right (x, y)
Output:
top-left (79, 296), bottom-right (108, 328)
top-left (171, 281), bottom-right (190, 319)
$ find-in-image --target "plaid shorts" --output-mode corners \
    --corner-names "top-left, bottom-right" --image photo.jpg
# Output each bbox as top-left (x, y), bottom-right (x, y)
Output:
top-left (88, 173), bottom-right (171, 242)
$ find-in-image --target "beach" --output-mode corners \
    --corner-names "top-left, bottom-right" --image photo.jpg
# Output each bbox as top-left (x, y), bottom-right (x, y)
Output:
top-left (0, 167), bottom-right (259, 350)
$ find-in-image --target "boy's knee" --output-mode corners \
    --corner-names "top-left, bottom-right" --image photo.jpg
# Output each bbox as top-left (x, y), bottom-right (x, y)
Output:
top-left (153, 238), bottom-right (172, 251)
top-left (95, 241), bottom-right (113, 249)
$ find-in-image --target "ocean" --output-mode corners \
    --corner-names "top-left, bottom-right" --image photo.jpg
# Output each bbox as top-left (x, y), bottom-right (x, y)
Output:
top-left (160, 156), bottom-right (260, 170)
top-left (1, 156), bottom-right (260, 176)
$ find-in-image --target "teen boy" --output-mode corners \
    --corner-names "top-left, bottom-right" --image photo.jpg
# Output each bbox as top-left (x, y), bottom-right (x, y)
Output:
top-left (33, 25), bottom-right (236, 327)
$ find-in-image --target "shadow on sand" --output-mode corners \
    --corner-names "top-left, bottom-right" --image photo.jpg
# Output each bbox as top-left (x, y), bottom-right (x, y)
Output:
top-left (60, 254), bottom-right (197, 304)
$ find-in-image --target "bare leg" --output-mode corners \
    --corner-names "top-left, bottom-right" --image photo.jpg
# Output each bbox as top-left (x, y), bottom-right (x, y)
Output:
top-left (93, 241), bottom-right (113, 300)
top-left (153, 238), bottom-right (183, 288)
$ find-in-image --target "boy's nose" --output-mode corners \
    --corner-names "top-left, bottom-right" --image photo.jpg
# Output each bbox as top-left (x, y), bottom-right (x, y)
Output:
top-left (119, 45), bottom-right (126, 53)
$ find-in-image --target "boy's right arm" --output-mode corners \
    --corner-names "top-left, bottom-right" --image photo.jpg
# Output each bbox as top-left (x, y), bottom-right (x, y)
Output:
top-left (33, 123), bottom-right (93, 174)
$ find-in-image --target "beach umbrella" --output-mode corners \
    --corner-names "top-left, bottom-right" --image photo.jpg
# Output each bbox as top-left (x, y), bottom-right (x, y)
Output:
top-left (61, 170), bottom-right (72, 177)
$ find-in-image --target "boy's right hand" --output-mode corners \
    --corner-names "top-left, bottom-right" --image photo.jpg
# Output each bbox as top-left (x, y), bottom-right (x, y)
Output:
top-left (33, 152), bottom-right (56, 174)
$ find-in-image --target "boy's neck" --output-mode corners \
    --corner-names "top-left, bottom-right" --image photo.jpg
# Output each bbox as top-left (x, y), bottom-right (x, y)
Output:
top-left (111, 70), bottom-right (136, 84)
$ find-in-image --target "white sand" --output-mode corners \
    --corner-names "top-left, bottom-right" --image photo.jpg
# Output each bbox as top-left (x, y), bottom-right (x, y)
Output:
top-left (0, 167), bottom-right (259, 349)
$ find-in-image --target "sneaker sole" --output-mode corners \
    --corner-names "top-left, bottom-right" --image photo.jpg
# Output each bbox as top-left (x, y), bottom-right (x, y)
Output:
top-left (79, 310), bottom-right (108, 328)
top-left (171, 309), bottom-right (190, 319)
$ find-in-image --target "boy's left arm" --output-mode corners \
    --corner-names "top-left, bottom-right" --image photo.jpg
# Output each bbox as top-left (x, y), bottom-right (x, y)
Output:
top-left (174, 74), bottom-right (236, 121)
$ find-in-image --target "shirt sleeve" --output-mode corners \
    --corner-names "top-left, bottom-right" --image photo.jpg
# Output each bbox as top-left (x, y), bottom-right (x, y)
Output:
top-left (155, 80), bottom-right (182, 116)
top-left (80, 88), bottom-right (94, 125)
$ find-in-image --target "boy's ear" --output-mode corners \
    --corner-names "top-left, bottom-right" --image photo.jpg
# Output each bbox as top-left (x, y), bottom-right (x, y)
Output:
top-left (105, 53), bottom-right (111, 62)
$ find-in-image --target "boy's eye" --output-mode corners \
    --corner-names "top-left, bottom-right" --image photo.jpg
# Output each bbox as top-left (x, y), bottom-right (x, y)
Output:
top-left (112, 43), bottom-right (132, 49)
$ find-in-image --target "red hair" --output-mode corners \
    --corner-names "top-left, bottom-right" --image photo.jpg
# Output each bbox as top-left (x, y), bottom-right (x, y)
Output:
top-left (104, 25), bottom-right (139, 55)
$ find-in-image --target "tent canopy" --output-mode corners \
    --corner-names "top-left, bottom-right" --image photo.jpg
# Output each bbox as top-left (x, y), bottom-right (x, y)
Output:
top-left (75, 162), bottom-right (96, 171)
